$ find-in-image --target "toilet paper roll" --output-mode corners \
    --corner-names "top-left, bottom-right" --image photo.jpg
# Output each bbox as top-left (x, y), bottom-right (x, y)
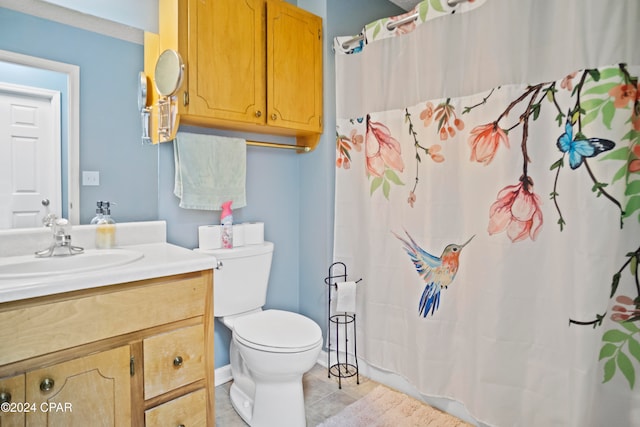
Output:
top-left (243, 222), bottom-right (264, 245)
top-left (335, 281), bottom-right (357, 313)
top-left (233, 224), bottom-right (245, 247)
top-left (198, 225), bottom-right (222, 250)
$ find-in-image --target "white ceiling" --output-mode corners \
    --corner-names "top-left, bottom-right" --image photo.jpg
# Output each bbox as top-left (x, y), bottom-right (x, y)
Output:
top-left (388, 0), bottom-right (422, 11)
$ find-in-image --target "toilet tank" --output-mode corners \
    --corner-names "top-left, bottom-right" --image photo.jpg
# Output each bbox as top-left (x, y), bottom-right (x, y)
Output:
top-left (198, 242), bottom-right (274, 317)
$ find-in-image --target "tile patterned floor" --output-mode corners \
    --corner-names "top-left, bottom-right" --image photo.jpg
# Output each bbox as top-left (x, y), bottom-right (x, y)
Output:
top-left (215, 364), bottom-right (380, 426)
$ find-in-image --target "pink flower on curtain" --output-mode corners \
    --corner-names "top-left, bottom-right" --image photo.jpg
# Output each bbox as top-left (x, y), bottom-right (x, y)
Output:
top-left (366, 115), bottom-right (404, 177)
top-left (420, 102), bottom-right (435, 127)
top-left (488, 178), bottom-right (543, 242)
top-left (611, 295), bottom-right (640, 322)
top-left (609, 83), bottom-right (637, 108)
top-left (560, 72), bottom-right (578, 91)
top-left (468, 122), bottom-right (510, 165)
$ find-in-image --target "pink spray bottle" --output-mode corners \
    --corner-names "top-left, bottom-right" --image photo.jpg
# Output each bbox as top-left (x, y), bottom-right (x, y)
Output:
top-left (220, 200), bottom-right (233, 249)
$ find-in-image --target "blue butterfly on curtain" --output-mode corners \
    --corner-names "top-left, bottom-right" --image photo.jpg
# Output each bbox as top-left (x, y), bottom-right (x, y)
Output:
top-left (556, 114), bottom-right (615, 169)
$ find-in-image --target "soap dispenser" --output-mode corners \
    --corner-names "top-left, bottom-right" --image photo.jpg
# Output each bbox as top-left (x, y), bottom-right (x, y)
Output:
top-left (90, 201), bottom-right (105, 225)
top-left (95, 201), bottom-right (116, 249)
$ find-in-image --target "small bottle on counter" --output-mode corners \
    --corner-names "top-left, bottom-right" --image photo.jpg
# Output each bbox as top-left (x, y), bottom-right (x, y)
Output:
top-left (220, 200), bottom-right (233, 249)
top-left (96, 202), bottom-right (116, 249)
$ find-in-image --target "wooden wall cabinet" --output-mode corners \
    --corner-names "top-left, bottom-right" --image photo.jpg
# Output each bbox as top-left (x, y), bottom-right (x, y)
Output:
top-left (148, 0), bottom-right (323, 150)
top-left (0, 271), bottom-right (214, 427)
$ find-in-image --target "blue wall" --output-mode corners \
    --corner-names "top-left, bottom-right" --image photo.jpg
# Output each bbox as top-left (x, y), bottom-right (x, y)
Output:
top-left (0, 1), bottom-right (404, 369)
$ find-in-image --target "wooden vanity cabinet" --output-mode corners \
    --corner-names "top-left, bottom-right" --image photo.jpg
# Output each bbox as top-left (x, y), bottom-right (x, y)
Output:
top-left (0, 270), bottom-right (214, 427)
top-left (152, 0), bottom-right (323, 149)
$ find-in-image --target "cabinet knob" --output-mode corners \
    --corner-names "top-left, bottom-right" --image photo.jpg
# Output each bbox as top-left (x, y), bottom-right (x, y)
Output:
top-left (177, 424), bottom-right (185, 427)
top-left (40, 378), bottom-right (55, 392)
top-left (255, 110), bottom-right (262, 118)
top-left (173, 356), bottom-right (184, 367)
top-left (271, 113), bottom-right (277, 121)
top-left (0, 391), bottom-right (11, 403)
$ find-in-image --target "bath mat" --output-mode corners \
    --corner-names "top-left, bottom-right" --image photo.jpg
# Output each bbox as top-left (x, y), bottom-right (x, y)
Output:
top-left (316, 385), bottom-right (473, 427)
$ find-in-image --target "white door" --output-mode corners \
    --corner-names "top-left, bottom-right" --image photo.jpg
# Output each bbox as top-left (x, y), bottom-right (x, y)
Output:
top-left (0, 83), bottom-right (61, 229)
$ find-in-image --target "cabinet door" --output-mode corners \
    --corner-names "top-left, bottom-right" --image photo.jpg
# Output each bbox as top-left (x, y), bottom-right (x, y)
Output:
top-left (0, 374), bottom-right (25, 427)
top-left (185, 0), bottom-right (266, 124)
top-left (25, 346), bottom-right (131, 427)
top-left (266, 0), bottom-right (323, 133)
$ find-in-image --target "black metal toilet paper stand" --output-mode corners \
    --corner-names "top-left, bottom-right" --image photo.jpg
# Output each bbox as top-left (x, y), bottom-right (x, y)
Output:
top-left (325, 262), bottom-right (362, 389)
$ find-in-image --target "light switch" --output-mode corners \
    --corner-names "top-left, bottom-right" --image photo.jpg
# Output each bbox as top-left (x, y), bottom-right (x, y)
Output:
top-left (82, 171), bottom-right (100, 186)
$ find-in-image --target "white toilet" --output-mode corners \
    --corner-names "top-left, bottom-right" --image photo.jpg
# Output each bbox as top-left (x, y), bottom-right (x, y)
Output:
top-left (199, 242), bottom-right (322, 427)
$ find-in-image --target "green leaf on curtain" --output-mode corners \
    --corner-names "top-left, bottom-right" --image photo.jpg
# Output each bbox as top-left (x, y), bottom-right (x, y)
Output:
top-left (611, 272), bottom-right (621, 298)
top-left (601, 101), bottom-right (616, 130)
top-left (588, 69), bottom-right (601, 81)
top-left (601, 147), bottom-right (631, 161)
top-left (581, 108), bottom-right (599, 128)
top-left (620, 321), bottom-right (640, 333)
top-left (383, 180), bottom-right (391, 199)
top-left (631, 255), bottom-right (638, 276)
top-left (599, 343), bottom-right (617, 360)
top-left (580, 98), bottom-right (605, 111)
top-left (370, 176), bottom-right (383, 195)
top-left (583, 82), bottom-right (619, 96)
top-left (550, 159), bottom-right (564, 170)
top-left (626, 181), bottom-right (640, 196)
top-left (603, 329), bottom-right (630, 343)
top-left (610, 164), bottom-right (627, 185)
top-left (385, 169), bottom-right (404, 185)
top-left (603, 357), bottom-right (617, 383)
top-left (623, 195), bottom-right (640, 218)
top-left (429, 0), bottom-right (446, 13)
top-left (629, 337), bottom-right (640, 364)
top-left (616, 351), bottom-right (635, 388)
top-left (598, 67), bottom-right (623, 80)
top-left (419, 1), bottom-right (429, 21)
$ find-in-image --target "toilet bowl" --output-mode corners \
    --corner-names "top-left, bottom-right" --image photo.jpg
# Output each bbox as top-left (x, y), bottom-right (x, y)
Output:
top-left (196, 241), bottom-right (323, 426)
top-left (225, 309), bottom-right (322, 426)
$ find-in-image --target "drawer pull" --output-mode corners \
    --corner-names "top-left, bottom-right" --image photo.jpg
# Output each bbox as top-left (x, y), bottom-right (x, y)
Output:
top-left (271, 113), bottom-right (277, 120)
top-left (173, 356), bottom-right (184, 367)
top-left (0, 391), bottom-right (11, 403)
top-left (40, 378), bottom-right (55, 392)
top-left (178, 425), bottom-right (185, 427)
top-left (255, 110), bottom-right (262, 118)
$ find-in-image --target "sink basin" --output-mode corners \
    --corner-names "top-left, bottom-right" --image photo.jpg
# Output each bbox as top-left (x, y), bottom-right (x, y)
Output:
top-left (0, 249), bottom-right (144, 279)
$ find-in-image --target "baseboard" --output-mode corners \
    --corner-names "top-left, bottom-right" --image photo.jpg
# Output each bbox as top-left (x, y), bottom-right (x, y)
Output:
top-left (214, 364), bottom-right (233, 387)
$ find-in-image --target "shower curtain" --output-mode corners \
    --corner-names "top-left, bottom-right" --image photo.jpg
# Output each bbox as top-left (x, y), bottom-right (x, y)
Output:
top-left (333, 0), bottom-right (640, 426)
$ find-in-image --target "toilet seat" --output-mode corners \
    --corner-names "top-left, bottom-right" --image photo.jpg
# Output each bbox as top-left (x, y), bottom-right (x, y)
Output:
top-left (233, 309), bottom-right (322, 353)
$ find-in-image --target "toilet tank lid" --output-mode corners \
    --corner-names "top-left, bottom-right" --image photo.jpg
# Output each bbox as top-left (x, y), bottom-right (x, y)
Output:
top-left (196, 241), bottom-right (273, 259)
top-left (233, 309), bottom-right (322, 350)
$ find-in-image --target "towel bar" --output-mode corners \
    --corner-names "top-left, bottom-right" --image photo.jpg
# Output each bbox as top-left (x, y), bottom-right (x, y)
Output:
top-left (246, 140), bottom-right (311, 152)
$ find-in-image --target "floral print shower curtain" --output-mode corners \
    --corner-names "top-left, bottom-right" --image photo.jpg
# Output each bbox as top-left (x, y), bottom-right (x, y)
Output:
top-left (333, 0), bottom-right (640, 425)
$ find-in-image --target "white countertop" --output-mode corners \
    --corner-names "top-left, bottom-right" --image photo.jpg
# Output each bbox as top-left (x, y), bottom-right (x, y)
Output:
top-left (0, 222), bottom-right (217, 303)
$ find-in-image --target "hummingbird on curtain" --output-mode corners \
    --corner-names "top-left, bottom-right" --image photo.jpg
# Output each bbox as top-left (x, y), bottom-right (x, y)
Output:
top-left (393, 230), bottom-right (474, 317)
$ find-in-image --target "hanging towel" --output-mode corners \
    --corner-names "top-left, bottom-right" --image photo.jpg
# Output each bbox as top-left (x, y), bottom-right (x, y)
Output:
top-left (173, 132), bottom-right (246, 210)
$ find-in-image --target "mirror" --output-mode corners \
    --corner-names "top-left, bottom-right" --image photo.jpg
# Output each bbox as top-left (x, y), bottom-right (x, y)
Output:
top-left (0, 3), bottom-right (159, 228)
top-left (0, 50), bottom-right (80, 227)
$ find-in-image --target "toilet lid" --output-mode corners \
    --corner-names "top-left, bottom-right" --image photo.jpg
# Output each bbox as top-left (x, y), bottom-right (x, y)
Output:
top-left (233, 309), bottom-right (322, 352)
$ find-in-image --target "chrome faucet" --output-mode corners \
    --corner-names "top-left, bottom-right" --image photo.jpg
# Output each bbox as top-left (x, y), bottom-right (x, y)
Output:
top-left (35, 218), bottom-right (84, 257)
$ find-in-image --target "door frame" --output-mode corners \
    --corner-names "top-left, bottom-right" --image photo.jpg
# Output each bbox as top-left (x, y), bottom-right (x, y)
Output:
top-left (0, 49), bottom-right (80, 225)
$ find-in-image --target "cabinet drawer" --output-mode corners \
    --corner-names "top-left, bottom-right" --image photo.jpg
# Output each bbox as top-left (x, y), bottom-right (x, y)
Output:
top-left (143, 324), bottom-right (205, 399)
top-left (0, 273), bottom-right (208, 366)
top-left (145, 388), bottom-right (207, 427)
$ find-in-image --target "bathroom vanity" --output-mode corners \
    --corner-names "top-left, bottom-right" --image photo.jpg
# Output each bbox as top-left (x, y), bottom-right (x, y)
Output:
top-left (0, 222), bottom-right (216, 426)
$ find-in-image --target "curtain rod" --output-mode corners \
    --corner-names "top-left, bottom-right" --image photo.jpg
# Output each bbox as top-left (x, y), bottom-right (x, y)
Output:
top-left (246, 140), bottom-right (311, 152)
top-left (341, 0), bottom-right (468, 50)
